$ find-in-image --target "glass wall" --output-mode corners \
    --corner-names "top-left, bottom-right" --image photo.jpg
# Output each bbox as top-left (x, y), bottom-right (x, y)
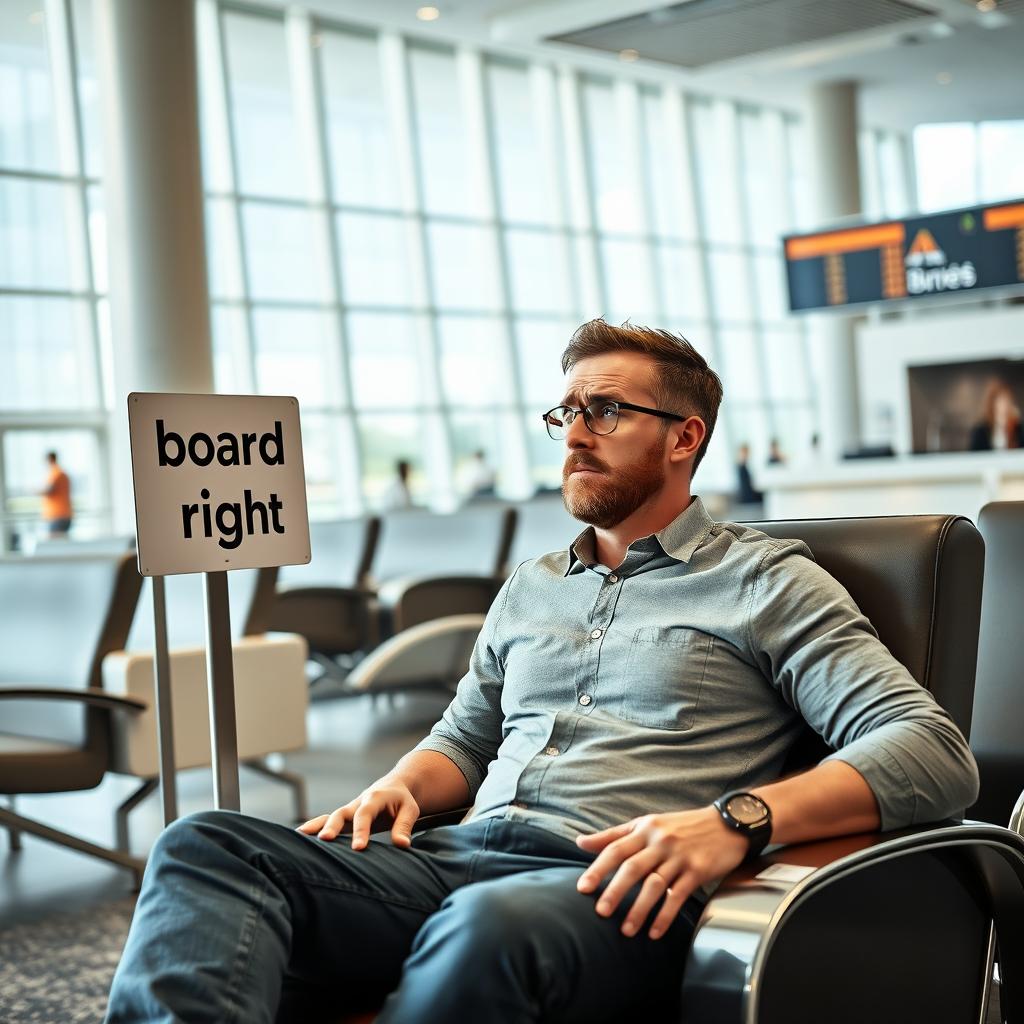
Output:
top-left (0, 0), bottom-right (109, 549)
top-left (2, 0), bottom-right (888, 535)
top-left (913, 120), bottom-right (1024, 212)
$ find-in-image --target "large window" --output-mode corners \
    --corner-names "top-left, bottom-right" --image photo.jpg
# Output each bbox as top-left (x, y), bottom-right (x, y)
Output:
top-left (1, 0), bottom-right (835, 537)
top-left (914, 120), bottom-right (1024, 213)
top-left (0, 0), bottom-right (109, 548)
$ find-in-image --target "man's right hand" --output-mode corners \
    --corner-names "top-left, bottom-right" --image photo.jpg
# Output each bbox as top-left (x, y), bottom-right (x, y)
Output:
top-left (297, 778), bottom-right (421, 851)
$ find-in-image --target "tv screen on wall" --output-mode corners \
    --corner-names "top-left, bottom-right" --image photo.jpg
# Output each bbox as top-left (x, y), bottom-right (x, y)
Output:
top-left (907, 358), bottom-right (1024, 454)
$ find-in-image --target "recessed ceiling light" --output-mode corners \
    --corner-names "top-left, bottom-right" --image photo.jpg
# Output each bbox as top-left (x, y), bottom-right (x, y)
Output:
top-left (929, 21), bottom-right (955, 38)
top-left (416, 5), bottom-right (440, 20)
top-left (936, 71), bottom-right (953, 85)
top-left (618, 48), bottom-right (640, 62)
top-left (976, 0), bottom-right (997, 11)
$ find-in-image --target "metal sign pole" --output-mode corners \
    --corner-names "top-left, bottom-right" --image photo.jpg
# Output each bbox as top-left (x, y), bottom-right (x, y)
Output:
top-left (203, 569), bottom-right (240, 810)
top-left (151, 575), bottom-right (178, 825)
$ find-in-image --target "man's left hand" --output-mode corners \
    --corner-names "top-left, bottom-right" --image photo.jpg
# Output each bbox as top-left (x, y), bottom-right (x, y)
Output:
top-left (575, 807), bottom-right (749, 940)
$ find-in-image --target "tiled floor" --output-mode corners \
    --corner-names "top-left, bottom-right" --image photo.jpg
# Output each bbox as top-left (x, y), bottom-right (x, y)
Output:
top-left (0, 689), bottom-right (451, 929)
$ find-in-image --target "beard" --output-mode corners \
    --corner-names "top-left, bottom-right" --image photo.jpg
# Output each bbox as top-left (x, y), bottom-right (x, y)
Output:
top-left (561, 438), bottom-right (666, 529)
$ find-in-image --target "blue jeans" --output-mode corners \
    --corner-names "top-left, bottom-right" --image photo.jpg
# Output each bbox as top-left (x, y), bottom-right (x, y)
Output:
top-left (105, 811), bottom-right (703, 1023)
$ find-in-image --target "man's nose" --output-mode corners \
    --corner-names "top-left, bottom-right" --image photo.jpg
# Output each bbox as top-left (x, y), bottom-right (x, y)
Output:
top-left (565, 414), bottom-right (594, 449)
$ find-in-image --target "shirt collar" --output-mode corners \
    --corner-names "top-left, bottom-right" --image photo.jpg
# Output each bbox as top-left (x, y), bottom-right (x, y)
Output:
top-left (563, 495), bottom-right (715, 576)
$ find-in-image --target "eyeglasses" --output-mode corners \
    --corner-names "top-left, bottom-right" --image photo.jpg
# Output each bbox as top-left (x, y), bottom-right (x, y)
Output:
top-left (541, 400), bottom-right (685, 440)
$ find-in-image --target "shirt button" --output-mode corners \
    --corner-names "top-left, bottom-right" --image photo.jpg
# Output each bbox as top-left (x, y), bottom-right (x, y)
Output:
top-left (545, 746), bottom-right (560, 756)
top-left (579, 694), bottom-right (592, 706)
top-left (607, 574), bottom-right (618, 584)
top-left (590, 628), bottom-right (603, 640)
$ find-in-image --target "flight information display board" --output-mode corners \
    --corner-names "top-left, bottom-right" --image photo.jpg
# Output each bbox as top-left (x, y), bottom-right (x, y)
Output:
top-left (784, 199), bottom-right (1024, 312)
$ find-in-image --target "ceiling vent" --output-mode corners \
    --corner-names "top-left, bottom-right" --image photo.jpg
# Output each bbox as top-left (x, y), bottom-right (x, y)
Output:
top-left (550, 0), bottom-right (937, 68)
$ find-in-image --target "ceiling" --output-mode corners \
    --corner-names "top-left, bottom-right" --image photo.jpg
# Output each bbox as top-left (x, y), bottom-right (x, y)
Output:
top-left (264, 0), bottom-right (1024, 132)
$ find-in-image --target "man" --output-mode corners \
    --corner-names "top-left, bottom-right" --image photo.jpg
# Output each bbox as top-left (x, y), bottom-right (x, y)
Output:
top-left (106, 320), bottom-right (978, 1024)
top-left (41, 450), bottom-right (72, 536)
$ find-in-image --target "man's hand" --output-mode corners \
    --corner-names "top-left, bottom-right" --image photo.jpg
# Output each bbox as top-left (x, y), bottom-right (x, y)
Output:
top-left (575, 807), bottom-right (749, 940)
top-left (297, 778), bottom-right (421, 851)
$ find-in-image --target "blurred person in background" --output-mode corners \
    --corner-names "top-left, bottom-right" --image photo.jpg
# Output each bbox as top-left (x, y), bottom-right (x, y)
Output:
top-left (767, 437), bottom-right (786, 465)
top-left (460, 449), bottom-right (497, 500)
top-left (969, 379), bottom-right (1023, 451)
top-left (735, 443), bottom-right (763, 504)
top-left (40, 450), bottom-right (72, 537)
top-left (381, 458), bottom-right (415, 511)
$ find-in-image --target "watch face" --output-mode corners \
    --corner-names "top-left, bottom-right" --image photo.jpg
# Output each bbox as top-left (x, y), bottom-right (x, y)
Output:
top-left (726, 794), bottom-right (769, 826)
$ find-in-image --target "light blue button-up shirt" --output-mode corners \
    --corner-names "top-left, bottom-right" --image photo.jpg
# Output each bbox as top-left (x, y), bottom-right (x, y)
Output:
top-left (415, 496), bottom-right (979, 842)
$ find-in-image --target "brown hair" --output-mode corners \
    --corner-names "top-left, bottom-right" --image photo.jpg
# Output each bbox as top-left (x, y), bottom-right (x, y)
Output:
top-left (982, 380), bottom-right (1018, 424)
top-left (561, 319), bottom-right (723, 475)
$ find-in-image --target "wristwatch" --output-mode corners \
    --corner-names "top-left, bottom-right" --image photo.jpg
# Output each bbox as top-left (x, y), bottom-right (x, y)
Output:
top-left (713, 791), bottom-right (773, 862)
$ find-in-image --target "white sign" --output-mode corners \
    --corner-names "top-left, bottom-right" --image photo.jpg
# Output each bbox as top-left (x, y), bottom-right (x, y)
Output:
top-left (128, 392), bottom-right (311, 577)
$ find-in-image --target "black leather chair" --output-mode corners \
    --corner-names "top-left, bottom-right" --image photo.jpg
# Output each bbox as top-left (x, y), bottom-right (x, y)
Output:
top-left (970, 501), bottom-right (1024, 829)
top-left (270, 516), bottom-right (381, 679)
top-left (372, 505), bottom-right (517, 634)
top-left (271, 508), bottom-right (517, 688)
top-left (0, 553), bottom-right (146, 882)
top-left (324, 513), bottom-right (1024, 1024)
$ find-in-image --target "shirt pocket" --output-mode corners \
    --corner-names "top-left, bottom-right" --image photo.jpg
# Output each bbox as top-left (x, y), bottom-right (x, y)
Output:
top-left (619, 626), bottom-right (714, 730)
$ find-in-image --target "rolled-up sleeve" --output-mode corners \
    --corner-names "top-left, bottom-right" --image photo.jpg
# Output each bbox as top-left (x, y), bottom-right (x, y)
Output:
top-left (748, 540), bottom-right (980, 830)
top-left (411, 568), bottom-right (518, 798)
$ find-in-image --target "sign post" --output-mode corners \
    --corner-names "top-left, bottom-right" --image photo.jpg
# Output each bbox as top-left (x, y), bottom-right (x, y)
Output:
top-left (151, 575), bottom-right (178, 823)
top-left (128, 393), bottom-right (310, 815)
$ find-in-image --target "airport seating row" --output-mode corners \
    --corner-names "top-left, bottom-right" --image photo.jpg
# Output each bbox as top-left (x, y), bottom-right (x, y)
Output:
top-left (269, 498), bottom-right (581, 689)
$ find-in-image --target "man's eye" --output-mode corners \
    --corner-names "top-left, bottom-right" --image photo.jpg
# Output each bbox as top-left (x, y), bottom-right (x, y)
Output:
top-left (596, 404), bottom-right (617, 419)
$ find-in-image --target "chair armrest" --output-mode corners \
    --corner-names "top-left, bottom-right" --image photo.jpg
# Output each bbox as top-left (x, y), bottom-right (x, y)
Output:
top-left (0, 686), bottom-right (147, 713)
top-left (682, 822), bottom-right (1024, 1023)
top-left (377, 575), bottom-right (501, 634)
top-left (1011, 788), bottom-right (1024, 836)
top-left (343, 614), bottom-right (485, 693)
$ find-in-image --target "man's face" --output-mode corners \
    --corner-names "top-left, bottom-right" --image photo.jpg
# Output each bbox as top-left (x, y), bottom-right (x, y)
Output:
top-left (559, 351), bottom-right (676, 529)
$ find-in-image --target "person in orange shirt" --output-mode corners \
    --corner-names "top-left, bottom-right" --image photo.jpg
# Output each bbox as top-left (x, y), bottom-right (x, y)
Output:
top-left (40, 450), bottom-right (72, 536)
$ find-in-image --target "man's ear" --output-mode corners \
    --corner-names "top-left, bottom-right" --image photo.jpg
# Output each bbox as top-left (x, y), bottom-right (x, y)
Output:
top-left (667, 416), bottom-right (706, 465)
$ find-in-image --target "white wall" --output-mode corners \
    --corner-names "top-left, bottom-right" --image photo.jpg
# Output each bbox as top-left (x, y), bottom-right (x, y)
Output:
top-left (855, 304), bottom-right (1024, 454)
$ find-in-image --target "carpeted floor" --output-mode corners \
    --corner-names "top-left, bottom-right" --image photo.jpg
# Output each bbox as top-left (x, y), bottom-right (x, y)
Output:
top-left (0, 898), bottom-right (135, 1024)
top-left (0, 897), bottom-right (1006, 1024)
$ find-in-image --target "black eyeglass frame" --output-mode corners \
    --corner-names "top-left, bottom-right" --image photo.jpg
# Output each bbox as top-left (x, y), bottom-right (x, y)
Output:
top-left (541, 400), bottom-right (686, 440)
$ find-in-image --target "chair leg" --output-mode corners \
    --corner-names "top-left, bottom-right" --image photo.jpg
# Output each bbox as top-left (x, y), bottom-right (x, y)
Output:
top-left (243, 757), bottom-right (308, 823)
top-left (115, 778), bottom-right (160, 852)
top-left (0, 805), bottom-right (145, 884)
top-left (6, 795), bottom-right (22, 851)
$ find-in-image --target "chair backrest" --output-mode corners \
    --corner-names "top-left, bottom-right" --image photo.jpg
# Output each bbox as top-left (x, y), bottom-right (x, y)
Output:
top-left (507, 497), bottom-right (583, 571)
top-left (126, 566), bottom-right (278, 651)
top-left (277, 516), bottom-right (379, 589)
top-left (748, 515), bottom-right (984, 769)
top-left (0, 553), bottom-right (142, 747)
top-left (372, 506), bottom-right (517, 584)
top-left (970, 501), bottom-right (1024, 824)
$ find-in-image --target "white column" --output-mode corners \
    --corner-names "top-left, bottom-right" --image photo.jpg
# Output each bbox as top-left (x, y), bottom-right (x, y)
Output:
top-left (806, 81), bottom-right (862, 461)
top-left (95, 0), bottom-right (213, 531)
